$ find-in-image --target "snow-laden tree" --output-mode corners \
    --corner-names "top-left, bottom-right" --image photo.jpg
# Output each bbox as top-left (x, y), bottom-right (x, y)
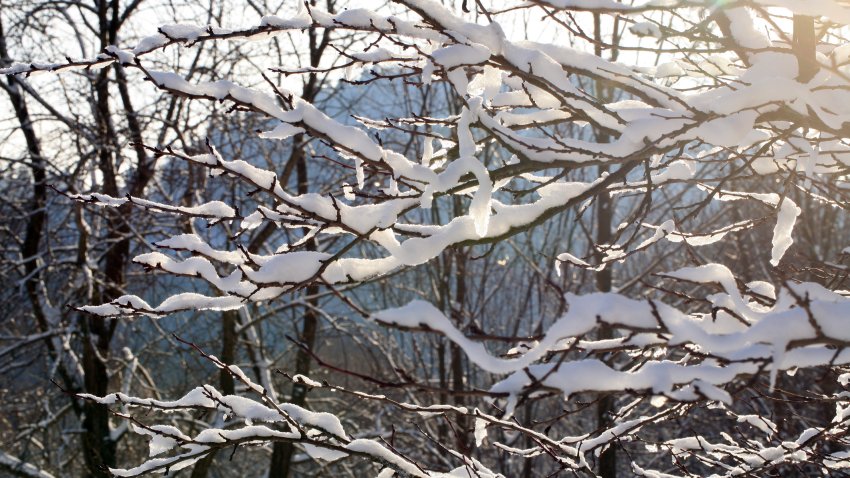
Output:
top-left (6, 0), bottom-right (850, 476)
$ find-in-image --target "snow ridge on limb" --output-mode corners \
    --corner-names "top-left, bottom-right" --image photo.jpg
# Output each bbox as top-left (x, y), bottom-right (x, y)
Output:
top-left (374, 280), bottom-right (850, 401)
top-left (79, 338), bottom-right (503, 478)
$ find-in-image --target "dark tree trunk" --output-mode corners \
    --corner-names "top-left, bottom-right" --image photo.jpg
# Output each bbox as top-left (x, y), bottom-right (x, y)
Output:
top-left (268, 119), bottom-right (321, 478)
top-left (79, 1), bottom-right (156, 474)
top-left (593, 12), bottom-right (617, 477)
top-left (793, 15), bottom-right (817, 83)
top-left (451, 249), bottom-right (470, 455)
top-left (190, 309), bottom-right (237, 477)
top-left (267, 3), bottom-right (334, 475)
top-left (0, 17), bottom-right (49, 340)
top-left (595, 164), bottom-right (616, 478)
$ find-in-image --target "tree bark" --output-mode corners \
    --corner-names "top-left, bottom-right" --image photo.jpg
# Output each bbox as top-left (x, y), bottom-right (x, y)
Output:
top-left (595, 162), bottom-right (616, 478)
top-left (267, 3), bottom-right (333, 475)
top-left (0, 16), bottom-right (49, 340)
top-left (79, 1), bottom-right (156, 473)
top-left (268, 106), bottom-right (322, 478)
top-left (190, 309), bottom-right (237, 477)
top-left (793, 15), bottom-right (817, 83)
top-left (593, 13), bottom-right (617, 478)
top-left (451, 249), bottom-right (470, 455)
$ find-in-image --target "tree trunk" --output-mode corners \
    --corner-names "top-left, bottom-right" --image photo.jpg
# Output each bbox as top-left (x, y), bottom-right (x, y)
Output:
top-left (191, 309), bottom-right (237, 477)
top-left (268, 128), bottom-right (321, 478)
top-left (793, 15), bottom-right (817, 83)
top-left (451, 249), bottom-right (470, 454)
top-left (593, 12), bottom-right (617, 477)
top-left (266, 3), bottom-right (333, 474)
top-left (595, 164), bottom-right (616, 478)
top-left (0, 17), bottom-right (49, 342)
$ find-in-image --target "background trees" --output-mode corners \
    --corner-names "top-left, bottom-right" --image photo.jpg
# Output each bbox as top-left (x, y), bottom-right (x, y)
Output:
top-left (4, 0), bottom-right (850, 477)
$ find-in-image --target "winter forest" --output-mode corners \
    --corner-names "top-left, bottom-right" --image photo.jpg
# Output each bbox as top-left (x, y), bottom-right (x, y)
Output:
top-left (5, 0), bottom-right (850, 476)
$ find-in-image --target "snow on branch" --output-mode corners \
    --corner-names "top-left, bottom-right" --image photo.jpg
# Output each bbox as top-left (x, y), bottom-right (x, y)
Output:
top-left (9, 0), bottom-right (850, 475)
